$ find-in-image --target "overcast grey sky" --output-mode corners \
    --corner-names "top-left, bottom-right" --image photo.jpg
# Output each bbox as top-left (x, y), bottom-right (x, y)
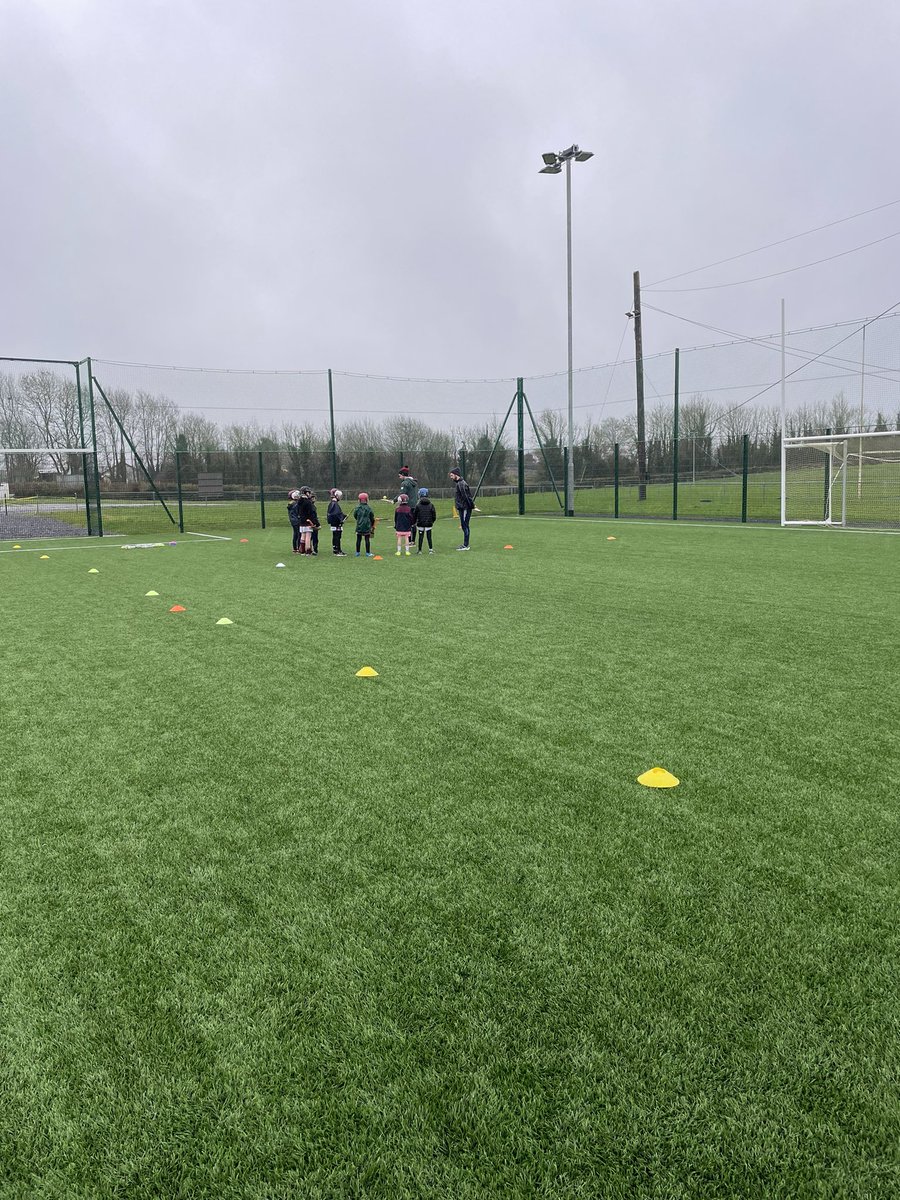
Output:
top-left (2, 0), bottom-right (899, 379)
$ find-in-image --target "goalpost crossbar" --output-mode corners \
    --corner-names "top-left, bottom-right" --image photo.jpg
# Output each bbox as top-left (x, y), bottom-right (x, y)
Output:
top-left (0, 447), bottom-right (92, 455)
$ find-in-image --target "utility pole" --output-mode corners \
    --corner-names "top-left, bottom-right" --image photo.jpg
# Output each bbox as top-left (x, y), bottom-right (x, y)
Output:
top-left (633, 270), bottom-right (647, 500)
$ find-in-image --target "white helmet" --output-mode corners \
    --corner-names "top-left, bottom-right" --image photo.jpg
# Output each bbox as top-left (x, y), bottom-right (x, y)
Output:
top-left (332, 489), bottom-right (343, 500)
top-left (289, 490), bottom-right (301, 500)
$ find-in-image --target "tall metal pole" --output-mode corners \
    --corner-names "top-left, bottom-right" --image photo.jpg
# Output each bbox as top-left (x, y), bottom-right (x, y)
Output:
top-left (328, 368), bottom-right (337, 489)
top-left (516, 378), bottom-right (525, 516)
top-left (565, 157), bottom-right (575, 516)
top-left (857, 324), bottom-right (866, 499)
top-left (672, 348), bottom-right (680, 521)
top-left (85, 357), bottom-right (104, 537)
top-left (633, 271), bottom-right (647, 500)
top-left (780, 299), bottom-right (787, 526)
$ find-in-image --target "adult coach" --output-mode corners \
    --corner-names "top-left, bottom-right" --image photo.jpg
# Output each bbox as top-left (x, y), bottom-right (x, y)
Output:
top-left (449, 467), bottom-right (475, 551)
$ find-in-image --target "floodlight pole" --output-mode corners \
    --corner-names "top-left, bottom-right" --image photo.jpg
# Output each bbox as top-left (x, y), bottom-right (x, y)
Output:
top-left (540, 145), bottom-right (591, 517)
top-left (565, 156), bottom-right (574, 516)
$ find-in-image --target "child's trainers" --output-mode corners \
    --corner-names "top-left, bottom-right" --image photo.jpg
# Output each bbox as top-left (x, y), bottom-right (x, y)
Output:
top-left (366, 552), bottom-right (374, 557)
top-left (395, 550), bottom-right (401, 556)
top-left (429, 548), bottom-right (434, 554)
top-left (405, 549), bottom-right (411, 556)
top-left (355, 552), bottom-right (361, 557)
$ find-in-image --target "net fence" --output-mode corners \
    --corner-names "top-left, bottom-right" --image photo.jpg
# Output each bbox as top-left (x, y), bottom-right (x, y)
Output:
top-left (2, 310), bottom-right (898, 538)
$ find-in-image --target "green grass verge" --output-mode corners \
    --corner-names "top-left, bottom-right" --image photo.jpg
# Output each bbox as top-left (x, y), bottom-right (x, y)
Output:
top-left (1, 520), bottom-right (898, 1198)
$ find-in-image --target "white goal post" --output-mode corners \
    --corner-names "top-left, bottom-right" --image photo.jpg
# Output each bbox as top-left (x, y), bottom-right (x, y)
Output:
top-left (781, 430), bottom-right (900, 529)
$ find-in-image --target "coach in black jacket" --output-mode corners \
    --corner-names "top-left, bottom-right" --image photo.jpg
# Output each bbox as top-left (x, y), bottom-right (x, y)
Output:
top-left (449, 468), bottom-right (475, 551)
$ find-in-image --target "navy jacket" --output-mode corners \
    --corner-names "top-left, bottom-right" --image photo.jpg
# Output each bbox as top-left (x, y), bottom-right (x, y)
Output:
top-left (327, 499), bottom-right (346, 527)
top-left (394, 504), bottom-right (415, 533)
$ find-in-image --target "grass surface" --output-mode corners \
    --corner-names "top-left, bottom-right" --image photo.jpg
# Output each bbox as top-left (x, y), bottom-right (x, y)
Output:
top-left (1, 518), bottom-right (898, 1198)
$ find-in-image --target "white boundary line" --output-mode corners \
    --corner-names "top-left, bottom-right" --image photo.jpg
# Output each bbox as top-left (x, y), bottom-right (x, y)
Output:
top-left (503, 514), bottom-right (900, 536)
top-left (0, 533), bottom-right (232, 555)
top-left (183, 531), bottom-right (233, 540)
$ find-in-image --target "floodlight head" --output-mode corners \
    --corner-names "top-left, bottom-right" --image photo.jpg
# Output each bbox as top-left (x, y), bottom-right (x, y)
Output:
top-left (541, 152), bottom-right (558, 166)
top-left (539, 163), bottom-right (562, 174)
top-left (560, 144), bottom-right (579, 159)
top-left (575, 150), bottom-right (594, 162)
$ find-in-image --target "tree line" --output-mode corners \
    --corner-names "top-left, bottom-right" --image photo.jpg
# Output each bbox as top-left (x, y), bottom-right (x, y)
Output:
top-left (2, 369), bottom-right (898, 491)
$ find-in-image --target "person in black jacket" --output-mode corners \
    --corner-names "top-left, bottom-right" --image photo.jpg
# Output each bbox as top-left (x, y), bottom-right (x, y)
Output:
top-left (449, 468), bottom-right (475, 550)
top-left (287, 490), bottom-right (303, 553)
top-left (327, 488), bottom-right (347, 556)
top-left (412, 487), bottom-right (437, 554)
top-left (296, 486), bottom-right (319, 556)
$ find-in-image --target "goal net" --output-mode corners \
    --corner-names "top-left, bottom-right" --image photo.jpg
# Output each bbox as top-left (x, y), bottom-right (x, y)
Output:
top-left (0, 446), bottom-right (101, 539)
top-left (781, 431), bottom-right (900, 529)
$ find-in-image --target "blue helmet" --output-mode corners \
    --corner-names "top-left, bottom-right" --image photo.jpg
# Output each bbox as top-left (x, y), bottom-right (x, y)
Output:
top-left (418, 487), bottom-right (429, 498)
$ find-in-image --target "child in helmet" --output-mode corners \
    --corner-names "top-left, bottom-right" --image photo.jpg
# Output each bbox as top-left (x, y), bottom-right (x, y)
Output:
top-left (327, 488), bottom-right (347, 556)
top-left (394, 493), bottom-right (414, 556)
top-left (353, 492), bottom-right (376, 556)
top-left (296, 486), bottom-right (318, 556)
top-left (287, 489), bottom-right (303, 554)
top-left (412, 487), bottom-right (437, 553)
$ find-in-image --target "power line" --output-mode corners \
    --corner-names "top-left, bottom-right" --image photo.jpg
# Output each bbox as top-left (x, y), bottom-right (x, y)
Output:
top-left (644, 230), bottom-right (900, 293)
top-left (708, 297), bottom-right (900, 426)
top-left (642, 302), bottom-right (900, 378)
top-left (645, 197), bottom-right (900, 287)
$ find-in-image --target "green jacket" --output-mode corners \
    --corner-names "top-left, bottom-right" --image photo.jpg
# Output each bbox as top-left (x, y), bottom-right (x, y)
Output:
top-left (353, 503), bottom-right (375, 534)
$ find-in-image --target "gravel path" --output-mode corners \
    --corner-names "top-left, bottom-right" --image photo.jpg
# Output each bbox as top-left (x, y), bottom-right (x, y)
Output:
top-left (0, 514), bottom-right (88, 539)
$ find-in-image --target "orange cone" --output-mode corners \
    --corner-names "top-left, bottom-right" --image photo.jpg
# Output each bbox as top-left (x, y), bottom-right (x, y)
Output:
top-left (169, 605), bottom-right (186, 613)
top-left (504, 544), bottom-right (514, 549)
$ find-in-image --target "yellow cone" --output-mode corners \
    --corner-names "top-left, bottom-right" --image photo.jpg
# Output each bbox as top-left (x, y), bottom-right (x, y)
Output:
top-left (40, 555), bottom-right (50, 559)
top-left (88, 568), bottom-right (99, 574)
top-left (13, 544), bottom-right (21, 549)
top-left (145, 590), bottom-right (159, 596)
top-left (216, 617), bottom-right (233, 625)
top-left (355, 666), bottom-right (378, 678)
top-left (607, 536), bottom-right (616, 541)
top-left (637, 767), bottom-right (679, 788)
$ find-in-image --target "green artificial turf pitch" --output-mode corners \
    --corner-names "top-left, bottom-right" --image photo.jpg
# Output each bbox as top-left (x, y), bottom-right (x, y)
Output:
top-left (1, 518), bottom-right (898, 1199)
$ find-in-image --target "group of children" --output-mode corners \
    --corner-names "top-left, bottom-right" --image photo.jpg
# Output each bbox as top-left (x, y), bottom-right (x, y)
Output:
top-left (287, 468), bottom-right (438, 557)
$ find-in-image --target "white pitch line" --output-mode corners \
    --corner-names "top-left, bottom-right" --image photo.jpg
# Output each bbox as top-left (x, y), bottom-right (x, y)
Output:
top-left (182, 531), bottom-right (233, 540)
top-left (505, 514), bottom-right (900, 537)
top-left (0, 535), bottom-right (231, 555)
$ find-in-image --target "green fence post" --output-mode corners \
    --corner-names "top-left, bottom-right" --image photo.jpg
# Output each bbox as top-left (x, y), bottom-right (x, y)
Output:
top-left (517, 378), bottom-right (525, 515)
top-left (328, 369), bottom-right (337, 489)
top-left (258, 451), bottom-right (266, 529)
top-left (823, 427), bottom-right (832, 519)
top-left (614, 443), bottom-right (620, 518)
top-left (459, 448), bottom-right (467, 480)
top-left (84, 358), bottom-right (103, 536)
top-left (741, 434), bottom-right (749, 523)
top-left (74, 360), bottom-right (93, 535)
top-left (563, 447), bottom-right (570, 515)
top-left (672, 348), bottom-right (680, 521)
top-left (175, 450), bottom-right (185, 533)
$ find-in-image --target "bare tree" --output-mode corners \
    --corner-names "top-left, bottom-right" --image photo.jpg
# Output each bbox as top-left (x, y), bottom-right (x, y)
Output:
top-left (18, 370), bottom-right (81, 474)
top-left (133, 391), bottom-right (178, 476)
